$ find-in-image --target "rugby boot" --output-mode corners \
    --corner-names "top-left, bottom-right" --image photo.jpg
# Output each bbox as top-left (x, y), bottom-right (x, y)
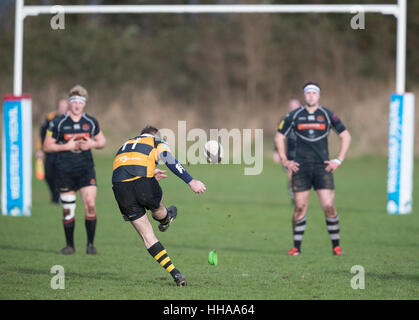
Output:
top-left (287, 247), bottom-right (301, 256)
top-left (158, 206), bottom-right (177, 232)
top-left (333, 246), bottom-right (344, 256)
top-left (86, 243), bottom-right (98, 255)
top-left (57, 246), bottom-right (75, 255)
top-left (174, 273), bottom-right (187, 287)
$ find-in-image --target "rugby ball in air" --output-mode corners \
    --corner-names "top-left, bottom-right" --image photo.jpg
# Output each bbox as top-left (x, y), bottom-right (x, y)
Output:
top-left (204, 140), bottom-right (223, 164)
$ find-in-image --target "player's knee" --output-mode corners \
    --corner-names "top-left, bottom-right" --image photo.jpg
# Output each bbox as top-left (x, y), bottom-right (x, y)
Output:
top-left (84, 202), bottom-right (96, 218)
top-left (61, 194), bottom-right (76, 221)
top-left (294, 203), bottom-right (307, 214)
top-left (324, 204), bottom-right (336, 217)
top-left (87, 202), bottom-right (96, 213)
top-left (293, 207), bottom-right (307, 221)
top-left (151, 206), bottom-right (167, 221)
top-left (83, 197), bottom-right (95, 212)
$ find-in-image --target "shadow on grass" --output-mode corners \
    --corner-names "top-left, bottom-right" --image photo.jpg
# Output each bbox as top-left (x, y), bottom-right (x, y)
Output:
top-left (203, 196), bottom-right (291, 209)
top-left (330, 270), bottom-right (419, 282)
top-left (169, 243), bottom-right (274, 255)
top-left (371, 241), bottom-right (419, 248)
top-left (3, 266), bottom-right (124, 281)
top-left (0, 244), bottom-right (57, 254)
top-left (141, 277), bottom-right (178, 288)
top-left (366, 272), bottom-right (419, 282)
top-left (335, 207), bottom-right (383, 215)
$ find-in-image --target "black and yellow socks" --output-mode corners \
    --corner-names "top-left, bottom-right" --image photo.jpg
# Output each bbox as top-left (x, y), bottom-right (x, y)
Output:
top-left (152, 208), bottom-right (169, 225)
top-left (147, 241), bottom-right (180, 279)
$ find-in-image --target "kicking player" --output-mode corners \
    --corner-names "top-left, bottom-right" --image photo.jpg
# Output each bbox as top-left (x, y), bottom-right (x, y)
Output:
top-left (274, 99), bottom-right (300, 204)
top-left (37, 98), bottom-right (69, 203)
top-left (112, 125), bottom-right (206, 287)
top-left (275, 82), bottom-right (351, 256)
top-left (44, 85), bottom-right (106, 255)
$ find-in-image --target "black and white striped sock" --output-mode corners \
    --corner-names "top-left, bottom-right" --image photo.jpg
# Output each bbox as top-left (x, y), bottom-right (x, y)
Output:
top-left (293, 217), bottom-right (306, 251)
top-left (326, 215), bottom-right (340, 248)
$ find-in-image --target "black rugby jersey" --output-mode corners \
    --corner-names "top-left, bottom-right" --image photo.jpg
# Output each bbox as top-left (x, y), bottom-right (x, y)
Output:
top-left (47, 113), bottom-right (100, 173)
top-left (277, 106), bottom-right (346, 164)
top-left (38, 111), bottom-right (60, 159)
top-left (286, 130), bottom-right (297, 161)
top-left (275, 118), bottom-right (297, 160)
top-left (39, 111), bottom-right (57, 149)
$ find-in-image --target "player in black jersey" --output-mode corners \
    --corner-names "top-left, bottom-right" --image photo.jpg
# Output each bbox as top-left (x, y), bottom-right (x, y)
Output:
top-left (36, 99), bottom-right (69, 203)
top-left (274, 99), bottom-right (300, 204)
top-left (275, 82), bottom-right (351, 256)
top-left (44, 85), bottom-right (106, 255)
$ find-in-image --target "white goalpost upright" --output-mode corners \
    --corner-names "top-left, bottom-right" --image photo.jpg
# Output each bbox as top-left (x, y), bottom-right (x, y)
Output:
top-left (3, 0), bottom-right (413, 215)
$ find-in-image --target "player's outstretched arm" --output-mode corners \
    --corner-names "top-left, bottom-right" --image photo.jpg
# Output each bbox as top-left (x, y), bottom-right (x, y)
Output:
top-left (159, 151), bottom-right (206, 194)
top-left (188, 179), bottom-right (206, 194)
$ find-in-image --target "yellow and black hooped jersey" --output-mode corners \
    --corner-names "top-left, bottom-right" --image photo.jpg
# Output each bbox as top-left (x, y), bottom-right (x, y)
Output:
top-left (112, 134), bottom-right (171, 183)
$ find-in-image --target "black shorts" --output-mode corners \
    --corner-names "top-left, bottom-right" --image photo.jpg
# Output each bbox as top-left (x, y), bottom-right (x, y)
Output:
top-left (112, 177), bottom-right (162, 222)
top-left (57, 167), bottom-right (97, 193)
top-left (292, 163), bottom-right (334, 192)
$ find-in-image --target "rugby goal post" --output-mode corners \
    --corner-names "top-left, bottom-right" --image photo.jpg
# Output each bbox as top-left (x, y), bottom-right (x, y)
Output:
top-left (2, 0), bottom-right (413, 215)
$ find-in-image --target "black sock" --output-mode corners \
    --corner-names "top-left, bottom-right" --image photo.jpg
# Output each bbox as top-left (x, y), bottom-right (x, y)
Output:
top-left (63, 220), bottom-right (75, 248)
top-left (85, 217), bottom-right (97, 245)
top-left (51, 187), bottom-right (60, 203)
top-left (326, 216), bottom-right (340, 248)
top-left (147, 241), bottom-right (180, 279)
top-left (293, 217), bottom-right (306, 251)
top-left (152, 208), bottom-right (169, 225)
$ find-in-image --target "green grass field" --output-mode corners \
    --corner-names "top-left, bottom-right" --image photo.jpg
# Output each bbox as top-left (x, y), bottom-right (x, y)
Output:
top-left (1, 155), bottom-right (418, 300)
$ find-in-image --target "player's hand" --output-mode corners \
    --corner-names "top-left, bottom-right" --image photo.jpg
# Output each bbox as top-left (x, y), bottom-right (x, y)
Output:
top-left (36, 150), bottom-right (44, 160)
top-left (189, 179), bottom-right (206, 194)
top-left (78, 138), bottom-right (96, 151)
top-left (154, 169), bottom-right (168, 181)
top-left (324, 160), bottom-right (341, 173)
top-left (283, 160), bottom-right (299, 173)
top-left (65, 137), bottom-right (81, 151)
top-left (273, 151), bottom-right (280, 164)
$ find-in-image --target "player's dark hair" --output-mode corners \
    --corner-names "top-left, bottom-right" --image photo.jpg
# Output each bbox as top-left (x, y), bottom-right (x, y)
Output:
top-left (302, 81), bottom-right (321, 90)
top-left (141, 125), bottom-right (159, 135)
